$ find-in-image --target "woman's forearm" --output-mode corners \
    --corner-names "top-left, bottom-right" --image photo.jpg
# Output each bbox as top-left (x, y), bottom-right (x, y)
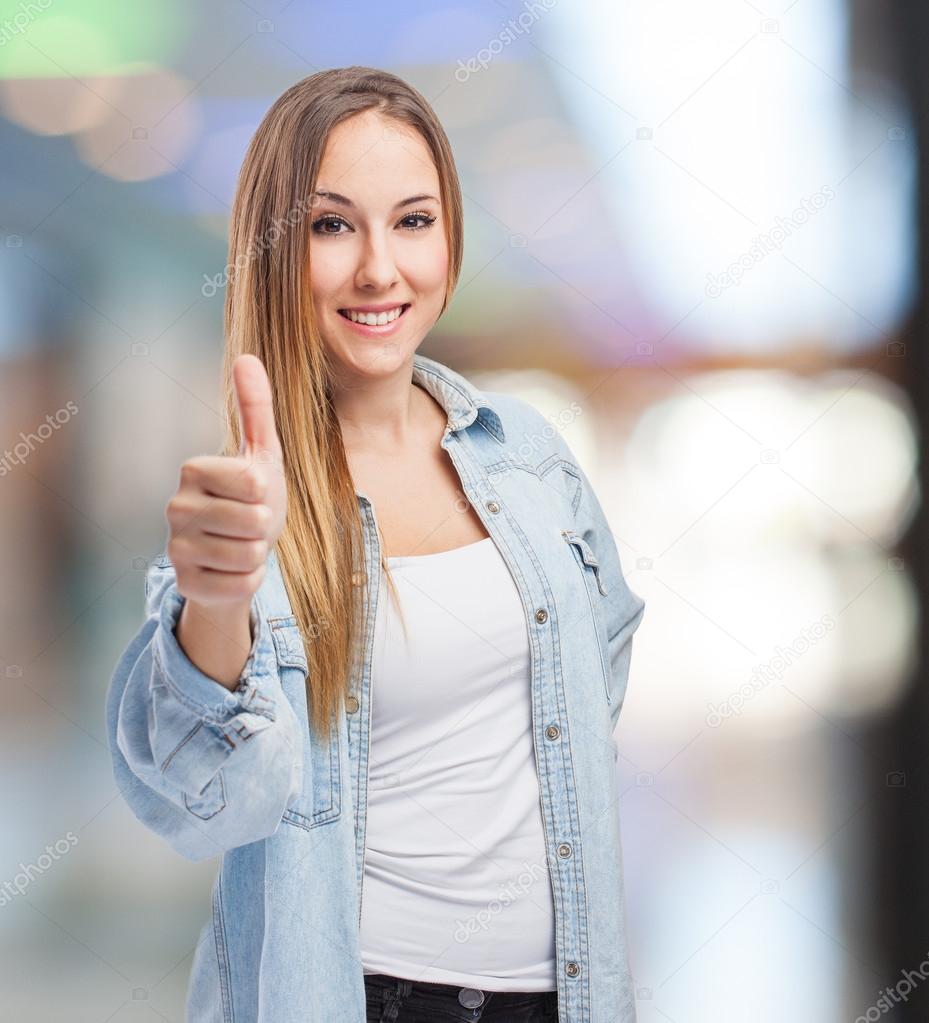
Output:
top-left (175, 597), bottom-right (255, 691)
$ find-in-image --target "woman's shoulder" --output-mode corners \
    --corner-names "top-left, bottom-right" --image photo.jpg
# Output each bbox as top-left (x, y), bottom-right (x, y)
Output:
top-left (414, 353), bottom-right (586, 475)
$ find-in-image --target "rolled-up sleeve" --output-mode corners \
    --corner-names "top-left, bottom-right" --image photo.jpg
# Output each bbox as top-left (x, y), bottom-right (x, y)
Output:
top-left (105, 556), bottom-right (303, 862)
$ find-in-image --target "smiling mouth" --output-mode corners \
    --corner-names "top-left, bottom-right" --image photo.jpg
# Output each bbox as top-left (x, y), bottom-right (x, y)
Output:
top-left (337, 303), bottom-right (411, 326)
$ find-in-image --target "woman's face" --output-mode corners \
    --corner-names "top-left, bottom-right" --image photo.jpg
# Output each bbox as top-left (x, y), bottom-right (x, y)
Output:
top-left (308, 110), bottom-right (449, 381)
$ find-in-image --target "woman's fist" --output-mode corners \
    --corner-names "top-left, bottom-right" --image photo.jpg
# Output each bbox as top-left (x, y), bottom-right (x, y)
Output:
top-left (165, 354), bottom-right (288, 608)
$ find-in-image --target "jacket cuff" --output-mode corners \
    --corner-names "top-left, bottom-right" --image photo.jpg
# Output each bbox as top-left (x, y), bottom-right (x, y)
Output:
top-left (151, 581), bottom-right (279, 724)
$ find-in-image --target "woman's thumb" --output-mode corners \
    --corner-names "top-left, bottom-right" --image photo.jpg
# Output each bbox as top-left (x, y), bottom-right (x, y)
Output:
top-left (233, 354), bottom-right (281, 460)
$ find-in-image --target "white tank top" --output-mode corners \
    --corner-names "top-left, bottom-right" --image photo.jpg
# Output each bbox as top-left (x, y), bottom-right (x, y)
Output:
top-left (359, 535), bottom-right (557, 991)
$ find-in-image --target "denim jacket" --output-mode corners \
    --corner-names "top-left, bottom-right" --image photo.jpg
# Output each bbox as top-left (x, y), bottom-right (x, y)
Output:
top-left (105, 352), bottom-right (646, 1022)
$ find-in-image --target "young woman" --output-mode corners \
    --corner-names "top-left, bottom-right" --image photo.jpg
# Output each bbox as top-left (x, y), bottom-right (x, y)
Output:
top-left (106, 67), bottom-right (646, 1023)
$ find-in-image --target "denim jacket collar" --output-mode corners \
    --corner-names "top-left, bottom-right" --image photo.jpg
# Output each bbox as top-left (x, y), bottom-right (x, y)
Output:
top-left (411, 352), bottom-right (506, 443)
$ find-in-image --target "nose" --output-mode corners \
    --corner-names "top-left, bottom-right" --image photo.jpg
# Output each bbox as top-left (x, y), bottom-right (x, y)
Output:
top-left (354, 229), bottom-right (399, 291)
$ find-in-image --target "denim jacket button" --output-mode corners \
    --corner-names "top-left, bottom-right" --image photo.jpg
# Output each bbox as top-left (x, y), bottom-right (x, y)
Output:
top-left (534, 608), bottom-right (548, 624)
top-left (566, 962), bottom-right (581, 977)
top-left (557, 843), bottom-right (572, 858)
top-left (345, 695), bottom-right (359, 714)
top-left (545, 724), bottom-right (560, 740)
top-left (485, 500), bottom-right (500, 514)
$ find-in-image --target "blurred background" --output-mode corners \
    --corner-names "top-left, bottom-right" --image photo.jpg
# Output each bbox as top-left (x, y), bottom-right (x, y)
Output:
top-left (1, 0), bottom-right (926, 1020)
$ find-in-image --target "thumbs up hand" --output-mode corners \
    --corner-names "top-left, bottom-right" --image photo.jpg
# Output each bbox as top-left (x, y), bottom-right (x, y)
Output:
top-left (233, 353), bottom-right (288, 547)
top-left (165, 354), bottom-right (289, 608)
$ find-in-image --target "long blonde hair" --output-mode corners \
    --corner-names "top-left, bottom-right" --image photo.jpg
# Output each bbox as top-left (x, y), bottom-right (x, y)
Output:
top-left (220, 67), bottom-right (464, 743)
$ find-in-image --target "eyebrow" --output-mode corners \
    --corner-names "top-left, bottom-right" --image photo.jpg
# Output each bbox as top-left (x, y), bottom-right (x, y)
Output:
top-left (311, 190), bottom-right (440, 210)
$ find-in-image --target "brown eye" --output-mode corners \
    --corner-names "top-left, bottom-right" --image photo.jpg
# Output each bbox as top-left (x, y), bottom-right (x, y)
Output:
top-left (400, 212), bottom-right (436, 231)
top-left (312, 216), bottom-right (350, 235)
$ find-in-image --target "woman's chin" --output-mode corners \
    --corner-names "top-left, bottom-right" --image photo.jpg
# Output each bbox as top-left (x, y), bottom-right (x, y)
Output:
top-left (327, 339), bottom-right (418, 378)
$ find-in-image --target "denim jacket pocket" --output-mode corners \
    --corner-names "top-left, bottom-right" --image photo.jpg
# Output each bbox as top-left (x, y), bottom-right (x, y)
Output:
top-left (562, 529), bottom-right (614, 704)
top-left (270, 616), bottom-right (342, 830)
top-left (184, 768), bottom-right (227, 820)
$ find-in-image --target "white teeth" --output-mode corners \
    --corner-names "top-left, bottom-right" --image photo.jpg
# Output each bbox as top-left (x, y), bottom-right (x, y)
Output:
top-left (342, 305), bottom-right (406, 325)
